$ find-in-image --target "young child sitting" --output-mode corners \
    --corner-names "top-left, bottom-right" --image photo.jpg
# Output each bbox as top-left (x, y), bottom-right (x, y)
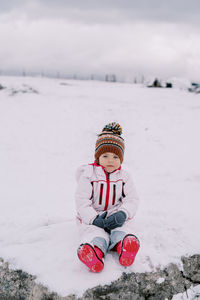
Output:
top-left (75, 122), bottom-right (140, 272)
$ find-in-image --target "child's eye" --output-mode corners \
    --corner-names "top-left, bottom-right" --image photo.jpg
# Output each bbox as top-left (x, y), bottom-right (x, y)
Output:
top-left (103, 155), bottom-right (107, 158)
top-left (114, 156), bottom-right (119, 159)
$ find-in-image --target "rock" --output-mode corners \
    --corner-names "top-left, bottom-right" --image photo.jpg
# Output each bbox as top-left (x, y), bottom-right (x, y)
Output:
top-left (0, 258), bottom-right (76, 300)
top-left (0, 84), bottom-right (6, 90)
top-left (82, 259), bottom-right (197, 300)
top-left (9, 85), bottom-right (39, 96)
top-left (182, 254), bottom-right (200, 283)
top-left (1, 255), bottom-right (200, 300)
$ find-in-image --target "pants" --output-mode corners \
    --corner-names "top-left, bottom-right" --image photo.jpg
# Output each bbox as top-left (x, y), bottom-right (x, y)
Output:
top-left (77, 218), bottom-right (137, 256)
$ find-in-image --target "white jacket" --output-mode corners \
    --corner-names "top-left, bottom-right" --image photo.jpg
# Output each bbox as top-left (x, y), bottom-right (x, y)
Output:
top-left (75, 163), bottom-right (139, 225)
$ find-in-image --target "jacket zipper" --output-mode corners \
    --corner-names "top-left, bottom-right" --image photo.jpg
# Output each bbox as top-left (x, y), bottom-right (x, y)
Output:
top-left (99, 183), bottom-right (104, 204)
top-left (104, 172), bottom-right (110, 210)
top-left (112, 184), bottom-right (116, 205)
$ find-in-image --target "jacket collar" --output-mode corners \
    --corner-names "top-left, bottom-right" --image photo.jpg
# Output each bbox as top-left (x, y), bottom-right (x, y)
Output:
top-left (90, 160), bottom-right (121, 178)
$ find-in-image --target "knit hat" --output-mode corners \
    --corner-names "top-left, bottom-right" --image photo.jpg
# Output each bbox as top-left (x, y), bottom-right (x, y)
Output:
top-left (95, 122), bottom-right (125, 163)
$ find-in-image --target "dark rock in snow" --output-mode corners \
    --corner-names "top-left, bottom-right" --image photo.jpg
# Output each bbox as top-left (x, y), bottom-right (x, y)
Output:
top-left (166, 82), bottom-right (173, 88)
top-left (10, 84), bottom-right (39, 96)
top-left (188, 82), bottom-right (200, 93)
top-left (0, 83), bottom-right (6, 90)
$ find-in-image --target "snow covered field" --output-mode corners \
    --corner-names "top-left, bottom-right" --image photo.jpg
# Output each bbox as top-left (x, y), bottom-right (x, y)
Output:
top-left (0, 76), bottom-right (200, 297)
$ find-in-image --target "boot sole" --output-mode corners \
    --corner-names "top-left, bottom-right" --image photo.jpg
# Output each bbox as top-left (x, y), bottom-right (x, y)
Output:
top-left (78, 243), bottom-right (104, 273)
top-left (119, 234), bottom-right (140, 267)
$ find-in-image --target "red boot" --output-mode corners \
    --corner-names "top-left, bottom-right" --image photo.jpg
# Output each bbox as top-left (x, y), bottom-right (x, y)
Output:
top-left (78, 243), bottom-right (104, 273)
top-left (116, 234), bottom-right (140, 267)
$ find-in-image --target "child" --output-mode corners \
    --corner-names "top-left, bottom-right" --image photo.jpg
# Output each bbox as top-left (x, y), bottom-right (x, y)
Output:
top-left (75, 122), bottom-right (140, 273)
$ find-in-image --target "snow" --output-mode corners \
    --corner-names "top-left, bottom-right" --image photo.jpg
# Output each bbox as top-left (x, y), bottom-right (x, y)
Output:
top-left (0, 76), bottom-right (200, 297)
top-left (172, 285), bottom-right (200, 300)
top-left (156, 277), bottom-right (165, 284)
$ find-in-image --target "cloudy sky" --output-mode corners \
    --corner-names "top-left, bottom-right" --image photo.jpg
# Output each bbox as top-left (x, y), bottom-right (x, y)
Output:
top-left (1, 0), bottom-right (200, 81)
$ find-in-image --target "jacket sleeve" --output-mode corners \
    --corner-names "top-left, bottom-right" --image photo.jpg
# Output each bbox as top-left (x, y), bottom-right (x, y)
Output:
top-left (75, 165), bottom-right (97, 225)
top-left (119, 172), bottom-right (139, 220)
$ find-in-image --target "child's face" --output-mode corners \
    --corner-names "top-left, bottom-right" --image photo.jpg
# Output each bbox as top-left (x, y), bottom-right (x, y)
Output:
top-left (99, 152), bottom-right (121, 173)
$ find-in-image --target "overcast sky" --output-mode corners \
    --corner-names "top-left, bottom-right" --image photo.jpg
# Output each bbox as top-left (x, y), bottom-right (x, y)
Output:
top-left (1, 0), bottom-right (200, 81)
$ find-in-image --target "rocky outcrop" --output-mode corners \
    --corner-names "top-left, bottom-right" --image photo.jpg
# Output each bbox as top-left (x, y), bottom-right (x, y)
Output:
top-left (0, 258), bottom-right (75, 300)
top-left (84, 255), bottom-right (200, 300)
top-left (0, 255), bottom-right (200, 300)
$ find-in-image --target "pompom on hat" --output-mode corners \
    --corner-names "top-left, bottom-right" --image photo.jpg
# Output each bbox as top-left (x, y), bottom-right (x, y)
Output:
top-left (95, 122), bottom-right (125, 163)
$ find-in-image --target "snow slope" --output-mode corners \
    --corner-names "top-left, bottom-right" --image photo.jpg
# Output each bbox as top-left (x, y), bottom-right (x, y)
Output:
top-left (0, 76), bottom-right (200, 297)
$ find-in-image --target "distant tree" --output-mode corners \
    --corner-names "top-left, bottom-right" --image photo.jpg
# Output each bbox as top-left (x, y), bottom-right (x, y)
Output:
top-left (152, 78), bottom-right (162, 87)
top-left (105, 74), bottom-right (117, 82)
top-left (141, 75), bottom-right (145, 84)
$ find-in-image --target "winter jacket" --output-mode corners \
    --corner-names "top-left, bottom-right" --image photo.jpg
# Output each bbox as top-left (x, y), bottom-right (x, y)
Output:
top-left (75, 162), bottom-right (139, 225)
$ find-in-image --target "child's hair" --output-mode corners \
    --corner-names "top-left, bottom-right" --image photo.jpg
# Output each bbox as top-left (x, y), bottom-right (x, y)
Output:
top-left (95, 122), bottom-right (125, 163)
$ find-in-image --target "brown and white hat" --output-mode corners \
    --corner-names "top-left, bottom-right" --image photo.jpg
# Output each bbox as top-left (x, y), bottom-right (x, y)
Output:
top-left (95, 122), bottom-right (125, 163)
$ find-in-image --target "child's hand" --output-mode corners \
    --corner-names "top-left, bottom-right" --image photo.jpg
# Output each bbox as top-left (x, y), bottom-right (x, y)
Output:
top-left (92, 211), bottom-right (107, 229)
top-left (104, 211), bottom-right (126, 230)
